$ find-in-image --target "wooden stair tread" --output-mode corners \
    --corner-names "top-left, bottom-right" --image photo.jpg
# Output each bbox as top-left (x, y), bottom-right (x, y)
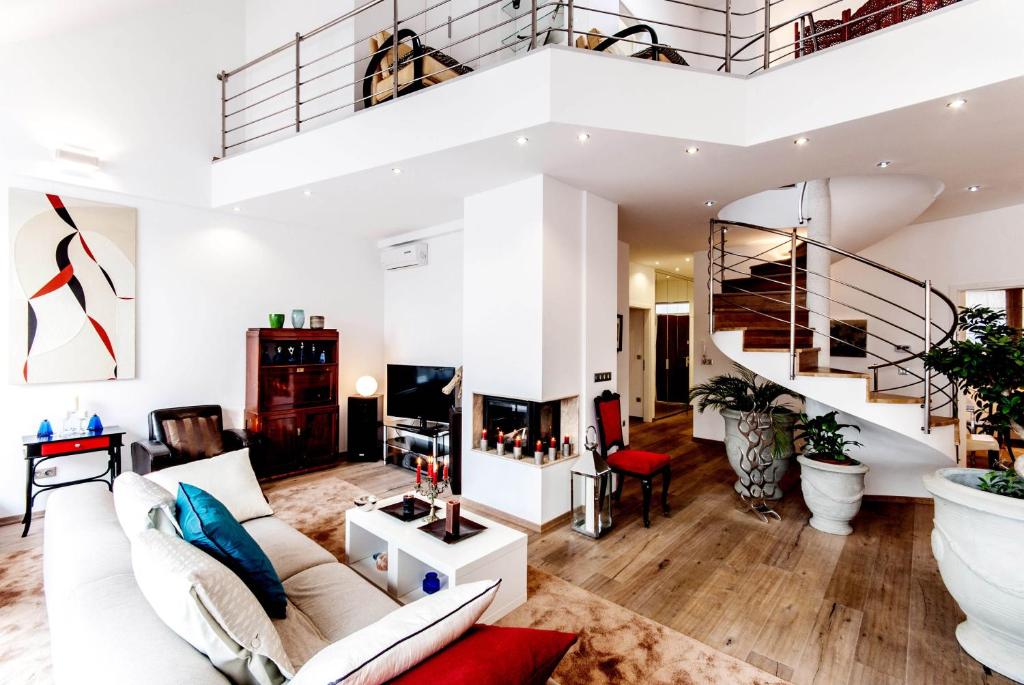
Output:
top-left (868, 391), bottom-right (924, 404)
top-left (798, 366), bottom-right (870, 379)
top-left (929, 415), bottom-right (958, 428)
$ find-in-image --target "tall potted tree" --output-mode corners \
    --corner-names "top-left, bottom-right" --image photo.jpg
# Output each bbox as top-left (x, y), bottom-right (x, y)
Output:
top-left (921, 306), bottom-right (1024, 682)
top-left (795, 411), bottom-right (868, 535)
top-left (689, 363), bottom-right (801, 499)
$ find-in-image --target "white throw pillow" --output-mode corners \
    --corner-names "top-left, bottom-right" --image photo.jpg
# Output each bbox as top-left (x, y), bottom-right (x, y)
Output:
top-left (290, 579), bottom-right (500, 685)
top-left (145, 448), bottom-right (272, 522)
top-left (113, 471), bottom-right (180, 538)
top-left (131, 528), bottom-right (294, 685)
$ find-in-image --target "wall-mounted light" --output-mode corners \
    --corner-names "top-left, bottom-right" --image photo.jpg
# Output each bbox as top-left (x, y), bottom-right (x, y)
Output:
top-left (55, 146), bottom-right (101, 170)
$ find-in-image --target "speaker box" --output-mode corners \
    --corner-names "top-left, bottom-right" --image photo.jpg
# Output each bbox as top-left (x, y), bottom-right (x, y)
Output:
top-left (347, 395), bottom-right (382, 461)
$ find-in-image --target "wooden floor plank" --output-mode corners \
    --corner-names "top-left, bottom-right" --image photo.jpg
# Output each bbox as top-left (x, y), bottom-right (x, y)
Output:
top-left (792, 601), bottom-right (864, 685)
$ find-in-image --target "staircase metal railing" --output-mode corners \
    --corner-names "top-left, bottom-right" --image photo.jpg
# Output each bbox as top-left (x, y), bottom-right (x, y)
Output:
top-left (216, 0), bottom-right (961, 156)
top-left (708, 218), bottom-right (958, 435)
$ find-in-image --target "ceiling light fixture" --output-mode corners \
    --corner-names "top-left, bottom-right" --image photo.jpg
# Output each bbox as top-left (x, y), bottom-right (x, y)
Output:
top-left (655, 261), bottom-right (660, 265)
top-left (674, 267), bottom-right (680, 272)
top-left (876, 160), bottom-right (892, 168)
top-left (391, 167), bottom-right (402, 175)
top-left (685, 257), bottom-right (691, 262)
top-left (794, 137), bottom-right (810, 146)
top-left (947, 97), bottom-right (967, 109)
top-left (515, 136), bottom-right (529, 146)
top-left (705, 200), bottom-right (717, 207)
top-left (967, 185), bottom-right (982, 192)
top-left (232, 206), bottom-right (241, 212)
top-left (684, 146), bottom-right (700, 155)
top-left (303, 189), bottom-right (312, 197)
top-left (577, 132), bottom-right (590, 143)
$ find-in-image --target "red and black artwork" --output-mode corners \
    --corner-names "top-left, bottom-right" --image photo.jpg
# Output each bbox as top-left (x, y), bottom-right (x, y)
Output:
top-left (10, 189), bottom-right (136, 384)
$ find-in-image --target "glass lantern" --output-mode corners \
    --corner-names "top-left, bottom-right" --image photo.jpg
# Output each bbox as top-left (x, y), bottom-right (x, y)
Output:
top-left (570, 427), bottom-right (613, 538)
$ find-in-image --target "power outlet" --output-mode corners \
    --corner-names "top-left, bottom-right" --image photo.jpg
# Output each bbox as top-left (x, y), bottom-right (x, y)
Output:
top-left (593, 371), bottom-right (612, 382)
top-left (39, 466), bottom-right (57, 479)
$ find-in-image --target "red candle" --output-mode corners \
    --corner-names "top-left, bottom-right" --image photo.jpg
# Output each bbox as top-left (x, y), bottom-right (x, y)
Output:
top-left (514, 436), bottom-right (522, 447)
top-left (563, 435), bottom-right (570, 444)
top-left (481, 428), bottom-right (487, 439)
top-left (443, 457), bottom-right (449, 481)
top-left (432, 459), bottom-right (438, 484)
top-left (498, 430), bottom-right (504, 443)
top-left (535, 440), bottom-right (542, 452)
top-left (416, 457), bottom-right (422, 483)
top-left (550, 436), bottom-right (556, 448)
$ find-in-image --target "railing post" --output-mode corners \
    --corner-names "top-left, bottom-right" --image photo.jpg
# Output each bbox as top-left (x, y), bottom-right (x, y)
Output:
top-left (719, 226), bottom-right (726, 295)
top-left (724, 0), bottom-right (732, 73)
top-left (567, 0), bottom-right (574, 48)
top-left (789, 228), bottom-right (797, 380)
top-left (923, 279), bottom-right (933, 433)
top-left (872, 366), bottom-right (879, 392)
top-left (218, 71), bottom-right (227, 158)
top-left (530, 0), bottom-right (538, 50)
top-left (763, 0), bottom-right (771, 71)
top-left (709, 222), bottom-right (715, 335)
top-left (392, 0), bottom-right (399, 102)
top-left (294, 33), bottom-right (301, 132)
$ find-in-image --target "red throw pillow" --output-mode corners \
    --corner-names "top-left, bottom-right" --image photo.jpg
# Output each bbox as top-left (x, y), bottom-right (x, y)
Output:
top-left (387, 625), bottom-right (577, 685)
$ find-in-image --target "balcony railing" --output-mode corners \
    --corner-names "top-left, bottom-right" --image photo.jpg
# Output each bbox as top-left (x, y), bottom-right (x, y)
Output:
top-left (217, 0), bottom-right (960, 157)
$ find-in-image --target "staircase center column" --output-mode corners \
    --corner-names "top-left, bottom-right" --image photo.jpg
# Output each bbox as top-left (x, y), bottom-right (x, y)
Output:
top-left (804, 179), bottom-right (831, 368)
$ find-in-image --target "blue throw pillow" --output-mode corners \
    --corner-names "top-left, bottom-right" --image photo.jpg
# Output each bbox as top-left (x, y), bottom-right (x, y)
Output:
top-left (176, 483), bottom-right (287, 619)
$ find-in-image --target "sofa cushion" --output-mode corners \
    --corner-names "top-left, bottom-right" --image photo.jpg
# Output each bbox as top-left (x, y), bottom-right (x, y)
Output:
top-left (607, 449), bottom-right (670, 475)
top-left (242, 516), bottom-right (337, 582)
top-left (290, 579), bottom-right (500, 685)
top-left (161, 413), bottom-right (225, 460)
top-left (282, 563), bottom-right (400, 643)
top-left (113, 471), bottom-right (180, 538)
top-left (131, 528), bottom-right (294, 685)
top-left (388, 625), bottom-right (578, 685)
top-left (177, 483), bottom-right (288, 619)
top-left (146, 448), bottom-right (273, 522)
top-left (272, 599), bottom-right (330, 671)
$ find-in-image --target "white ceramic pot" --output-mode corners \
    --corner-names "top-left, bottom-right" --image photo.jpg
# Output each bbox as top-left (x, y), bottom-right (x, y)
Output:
top-left (923, 468), bottom-right (1024, 683)
top-left (722, 409), bottom-right (794, 500)
top-left (797, 455), bottom-right (869, 535)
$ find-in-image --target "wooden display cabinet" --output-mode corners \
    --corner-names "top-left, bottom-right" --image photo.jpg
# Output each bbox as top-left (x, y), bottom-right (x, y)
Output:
top-left (245, 328), bottom-right (340, 479)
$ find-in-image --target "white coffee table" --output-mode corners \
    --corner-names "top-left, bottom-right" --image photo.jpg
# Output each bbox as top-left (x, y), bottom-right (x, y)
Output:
top-left (345, 495), bottom-right (527, 623)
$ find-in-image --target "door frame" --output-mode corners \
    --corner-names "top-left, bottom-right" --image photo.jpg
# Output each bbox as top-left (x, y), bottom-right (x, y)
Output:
top-left (628, 306), bottom-right (656, 423)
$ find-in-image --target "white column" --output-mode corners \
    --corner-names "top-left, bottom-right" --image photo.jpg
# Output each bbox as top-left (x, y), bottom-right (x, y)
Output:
top-left (804, 179), bottom-right (832, 368)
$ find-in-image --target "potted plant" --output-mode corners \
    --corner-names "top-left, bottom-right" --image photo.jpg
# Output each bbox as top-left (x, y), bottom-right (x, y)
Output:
top-left (920, 306), bottom-right (1024, 682)
top-left (689, 363), bottom-right (801, 499)
top-left (795, 411), bottom-right (868, 535)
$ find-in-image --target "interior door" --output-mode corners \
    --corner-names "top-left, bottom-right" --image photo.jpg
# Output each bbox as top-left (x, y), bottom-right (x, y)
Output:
top-left (656, 314), bottom-right (690, 403)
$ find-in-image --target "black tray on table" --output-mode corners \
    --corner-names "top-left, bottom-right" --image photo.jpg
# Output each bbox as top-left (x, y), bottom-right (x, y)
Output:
top-left (379, 498), bottom-right (438, 522)
top-left (417, 516), bottom-right (487, 544)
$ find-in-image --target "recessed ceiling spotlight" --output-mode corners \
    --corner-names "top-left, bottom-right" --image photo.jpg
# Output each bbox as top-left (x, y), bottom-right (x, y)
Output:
top-left (674, 267), bottom-right (680, 272)
top-left (705, 200), bottom-right (717, 207)
top-left (232, 206), bottom-right (240, 212)
top-left (685, 257), bottom-right (691, 262)
top-left (876, 160), bottom-right (892, 168)
top-left (655, 261), bottom-right (660, 265)
top-left (967, 185), bottom-right (982, 192)
top-left (303, 189), bottom-right (312, 197)
top-left (684, 146), bottom-right (700, 155)
top-left (391, 167), bottom-right (402, 175)
top-left (794, 137), bottom-right (810, 146)
top-left (515, 136), bottom-right (529, 146)
top-left (947, 98), bottom-right (967, 109)
top-left (577, 132), bottom-right (590, 143)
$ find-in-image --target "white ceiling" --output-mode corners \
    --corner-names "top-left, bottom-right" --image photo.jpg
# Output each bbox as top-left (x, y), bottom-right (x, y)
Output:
top-left (231, 74), bottom-right (1024, 269)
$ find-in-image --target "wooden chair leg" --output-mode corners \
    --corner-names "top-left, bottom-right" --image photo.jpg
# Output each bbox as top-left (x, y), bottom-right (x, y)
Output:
top-left (661, 467), bottom-right (671, 515)
top-left (641, 478), bottom-right (653, 528)
top-left (613, 472), bottom-right (625, 502)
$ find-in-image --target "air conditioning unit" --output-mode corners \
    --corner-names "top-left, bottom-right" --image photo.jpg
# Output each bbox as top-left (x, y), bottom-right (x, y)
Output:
top-left (381, 242), bottom-right (428, 270)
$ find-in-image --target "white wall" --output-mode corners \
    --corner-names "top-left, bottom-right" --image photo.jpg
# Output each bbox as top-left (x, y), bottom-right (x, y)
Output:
top-left (0, 1), bottom-right (386, 519)
top-left (382, 223), bottom-right (464, 369)
top-left (691, 248), bottom-right (733, 441)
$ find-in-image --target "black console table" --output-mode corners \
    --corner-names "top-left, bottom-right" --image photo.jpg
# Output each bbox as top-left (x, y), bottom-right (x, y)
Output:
top-left (21, 426), bottom-right (125, 537)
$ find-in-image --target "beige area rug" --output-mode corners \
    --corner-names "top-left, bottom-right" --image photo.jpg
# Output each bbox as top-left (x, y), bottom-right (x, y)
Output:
top-left (0, 474), bottom-right (784, 685)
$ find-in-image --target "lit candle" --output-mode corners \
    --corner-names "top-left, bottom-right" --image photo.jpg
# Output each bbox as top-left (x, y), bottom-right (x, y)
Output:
top-left (536, 440), bottom-right (542, 451)
top-left (562, 435), bottom-right (571, 457)
top-left (416, 457), bottom-right (422, 483)
top-left (514, 436), bottom-right (522, 447)
top-left (550, 436), bottom-right (557, 448)
top-left (480, 428), bottom-right (488, 452)
top-left (443, 456), bottom-right (449, 481)
top-left (432, 458), bottom-right (438, 484)
top-left (548, 436), bottom-right (557, 462)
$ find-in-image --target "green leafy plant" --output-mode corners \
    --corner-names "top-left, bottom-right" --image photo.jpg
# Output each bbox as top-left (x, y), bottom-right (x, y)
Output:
top-left (794, 411), bottom-right (863, 464)
top-left (689, 363), bottom-right (801, 458)
top-left (923, 306), bottom-right (1024, 460)
top-left (978, 469), bottom-right (1024, 499)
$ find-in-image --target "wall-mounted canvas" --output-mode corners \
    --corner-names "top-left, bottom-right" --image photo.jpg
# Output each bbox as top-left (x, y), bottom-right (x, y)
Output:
top-left (9, 190), bottom-right (136, 383)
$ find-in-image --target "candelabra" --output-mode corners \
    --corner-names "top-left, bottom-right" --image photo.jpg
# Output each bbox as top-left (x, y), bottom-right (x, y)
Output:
top-left (414, 455), bottom-right (451, 523)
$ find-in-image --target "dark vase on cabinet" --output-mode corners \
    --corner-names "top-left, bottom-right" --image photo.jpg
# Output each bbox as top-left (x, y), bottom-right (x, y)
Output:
top-left (245, 328), bottom-right (340, 479)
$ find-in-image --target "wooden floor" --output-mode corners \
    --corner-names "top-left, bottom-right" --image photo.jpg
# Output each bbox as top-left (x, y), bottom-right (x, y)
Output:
top-left (338, 413), bottom-right (1014, 685)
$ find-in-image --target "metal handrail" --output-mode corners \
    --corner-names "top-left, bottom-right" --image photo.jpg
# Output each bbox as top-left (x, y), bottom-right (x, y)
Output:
top-left (709, 218), bottom-right (959, 435)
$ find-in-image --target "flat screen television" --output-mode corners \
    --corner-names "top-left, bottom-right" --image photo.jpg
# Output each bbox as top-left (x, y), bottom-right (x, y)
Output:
top-left (386, 364), bottom-right (456, 424)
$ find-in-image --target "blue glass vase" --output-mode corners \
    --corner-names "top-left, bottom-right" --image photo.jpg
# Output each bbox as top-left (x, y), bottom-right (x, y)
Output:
top-left (422, 571), bottom-right (441, 595)
top-left (291, 309), bottom-right (305, 329)
top-left (37, 419), bottom-right (53, 439)
top-left (87, 414), bottom-right (103, 433)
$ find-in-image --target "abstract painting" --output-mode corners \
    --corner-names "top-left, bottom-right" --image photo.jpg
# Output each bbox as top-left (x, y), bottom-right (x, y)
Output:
top-left (9, 190), bottom-right (136, 383)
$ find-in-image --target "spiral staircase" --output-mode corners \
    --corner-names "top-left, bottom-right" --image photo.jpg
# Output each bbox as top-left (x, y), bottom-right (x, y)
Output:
top-left (707, 218), bottom-right (960, 492)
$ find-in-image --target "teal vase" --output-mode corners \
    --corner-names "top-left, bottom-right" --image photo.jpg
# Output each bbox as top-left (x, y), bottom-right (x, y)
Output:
top-left (291, 309), bottom-right (305, 328)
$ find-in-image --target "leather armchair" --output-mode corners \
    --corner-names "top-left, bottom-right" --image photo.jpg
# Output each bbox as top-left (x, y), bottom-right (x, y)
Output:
top-left (131, 405), bottom-right (254, 474)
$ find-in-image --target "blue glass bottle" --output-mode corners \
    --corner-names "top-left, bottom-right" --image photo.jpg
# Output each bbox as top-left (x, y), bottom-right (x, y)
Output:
top-left (87, 414), bottom-right (103, 433)
top-left (422, 571), bottom-right (441, 594)
top-left (37, 419), bottom-right (53, 439)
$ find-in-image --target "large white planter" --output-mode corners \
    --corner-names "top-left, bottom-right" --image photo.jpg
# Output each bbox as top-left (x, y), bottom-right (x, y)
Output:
top-left (923, 468), bottom-right (1024, 683)
top-left (722, 409), bottom-right (794, 500)
top-left (797, 455), bottom-right (869, 535)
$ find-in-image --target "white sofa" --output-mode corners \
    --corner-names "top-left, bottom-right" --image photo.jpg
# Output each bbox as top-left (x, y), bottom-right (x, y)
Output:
top-left (44, 483), bottom-right (401, 684)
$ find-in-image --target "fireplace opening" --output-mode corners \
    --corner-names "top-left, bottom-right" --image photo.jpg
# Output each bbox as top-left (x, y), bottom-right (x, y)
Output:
top-left (482, 395), bottom-right (561, 451)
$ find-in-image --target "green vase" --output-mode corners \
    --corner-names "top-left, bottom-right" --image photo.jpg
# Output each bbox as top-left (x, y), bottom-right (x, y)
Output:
top-left (268, 313), bottom-right (285, 328)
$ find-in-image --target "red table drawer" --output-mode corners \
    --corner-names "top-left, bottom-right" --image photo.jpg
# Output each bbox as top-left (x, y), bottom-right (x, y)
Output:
top-left (41, 436), bottom-right (110, 456)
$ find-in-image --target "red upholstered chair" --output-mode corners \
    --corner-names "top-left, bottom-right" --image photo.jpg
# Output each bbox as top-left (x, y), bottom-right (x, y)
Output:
top-left (593, 390), bottom-right (671, 528)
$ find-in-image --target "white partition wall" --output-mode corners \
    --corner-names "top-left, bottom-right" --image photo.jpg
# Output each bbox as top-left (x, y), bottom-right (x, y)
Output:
top-left (461, 175), bottom-right (618, 527)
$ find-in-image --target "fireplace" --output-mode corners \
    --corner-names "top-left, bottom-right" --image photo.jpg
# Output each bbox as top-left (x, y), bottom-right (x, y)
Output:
top-left (481, 395), bottom-right (561, 451)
